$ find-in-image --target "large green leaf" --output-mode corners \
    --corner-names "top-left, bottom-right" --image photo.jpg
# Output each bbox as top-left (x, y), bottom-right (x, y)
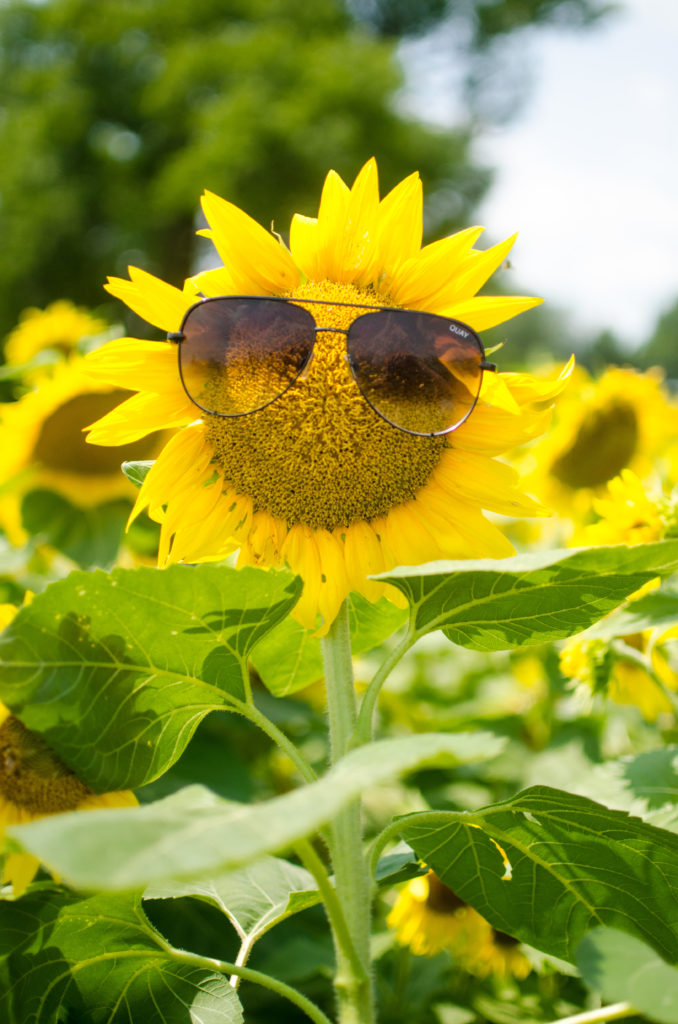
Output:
top-left (400, 786), bottom-right (678, 964)
top-left (583, 581), bottom-right (678, 639)
top-left (145, 855), bottom-right (320, 959)
top-left (378, 542), bottom-right (678, 650)
top-left (21, 489), bottom-right (131, 569)
top-left (252, 593), bottom-right (408, 696)
top-left (0, 886), bottom-right (242, 1024)
top-left (10, 732), bottom-right (505, 890)
top-left (0, 564), bottom-right (302, 789)
top-left (578, 928), bottom-right (678, 1024)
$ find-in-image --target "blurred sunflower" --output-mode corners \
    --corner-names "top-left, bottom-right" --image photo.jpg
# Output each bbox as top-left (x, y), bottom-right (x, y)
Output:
top-left (4, 300), bottom-right (109, 377)
top-left (518, 365), bottom-right (678, 538)
top-left (577, 469), bottom-right (678, 547)
top-left (560, 631), bottom-right (677, 723)
top-left (85, 158), bottom-right (570, 630)
top-left (0, 356), bottom-right (165, 545)
top-left (388, 871), bottom-right (531, 980)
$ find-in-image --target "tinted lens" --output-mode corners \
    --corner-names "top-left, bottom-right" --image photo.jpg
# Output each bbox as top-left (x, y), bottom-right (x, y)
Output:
top-left (178, 298), bottom-right (315, 416)
top-left (346, 309), bottom-right (484, 435)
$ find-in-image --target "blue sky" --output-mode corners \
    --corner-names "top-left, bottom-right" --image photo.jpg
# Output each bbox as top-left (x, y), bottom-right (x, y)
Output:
top-left (400, 0), bottom-right (678, 349)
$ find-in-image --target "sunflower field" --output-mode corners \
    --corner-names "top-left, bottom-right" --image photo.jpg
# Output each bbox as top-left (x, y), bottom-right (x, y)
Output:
top-left (0, 155), bottom-right (677, 1024)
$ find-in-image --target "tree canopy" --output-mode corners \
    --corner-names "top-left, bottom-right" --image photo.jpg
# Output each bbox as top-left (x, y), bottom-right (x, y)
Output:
top-left (0, 0), bottom-right (609, 338)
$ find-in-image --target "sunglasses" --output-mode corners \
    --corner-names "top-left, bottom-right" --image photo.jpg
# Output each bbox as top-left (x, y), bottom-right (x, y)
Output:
top-left (168, 296), bottom-right (497, 438)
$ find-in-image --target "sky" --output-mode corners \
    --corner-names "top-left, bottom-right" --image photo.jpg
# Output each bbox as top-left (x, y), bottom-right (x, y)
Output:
top-left (400, 0), bottom-right (678, 350)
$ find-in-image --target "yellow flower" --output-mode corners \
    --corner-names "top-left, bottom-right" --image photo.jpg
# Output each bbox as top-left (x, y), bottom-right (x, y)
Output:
top-left (519, 366), bottom-right (678, 536)
top-left (0, 356), bottom-right (165, 545)
top-left (560, 632), bottom-right (676, 723)
top-left (577, 469), bottom-right (674, 547)
top-left (85, 158), bottom-right (569, 631)
top-left (4, 300), bottom-right (109, 373)
top-left (388, 871), bottom-right (531, 980)
top-left (0, 703), bottom-right (137, 895)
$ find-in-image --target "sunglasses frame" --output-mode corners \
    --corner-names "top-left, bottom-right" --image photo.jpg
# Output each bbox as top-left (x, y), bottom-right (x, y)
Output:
top-left (168, 295), bottom-right (497, 438)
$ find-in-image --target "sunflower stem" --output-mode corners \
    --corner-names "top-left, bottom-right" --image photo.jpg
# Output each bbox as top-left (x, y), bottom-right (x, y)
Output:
top-left (322, 599), bottom-right (375, 1024)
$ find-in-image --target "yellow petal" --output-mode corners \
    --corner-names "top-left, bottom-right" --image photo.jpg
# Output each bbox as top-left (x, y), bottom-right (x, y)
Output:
top-left (189, 265), bottom-right (242, 297)
top-left (434, 233), bottom-right (518, 308)
top-left (282, 525), bottom-right (322, 630)
top-left (2, 851), bottom-right (41, 896)
top-left (314, 529), bottom-right (350, 628)
top-left (340, 520), bottom-right (388, 601)
top-left (433, 450), bottom-right (546, 518)
top-left (105, 267), bottom-right (194, 332)
top-left (289, 214), bottom-right (322, 281)
top-left (388, 227), bottom-right (484, 308)
top-left (376, 171), bottom-right (423, 283)
top-left (128, 425), bottom-right (212, 527)
top-left (85, 338), bottom-right (183, 393)
top-left (454, 405), bottom-right (553, 455)
top-left (85, 390), bottom-right (196, 445)
top-left (201, 191), bottom-right (300, 294)
top-left (436, 296), bottom-right (543, 332)
top-left (314, 160), bottom-right (381, 285)
top-left (501, 356), bottom-right (575, 405)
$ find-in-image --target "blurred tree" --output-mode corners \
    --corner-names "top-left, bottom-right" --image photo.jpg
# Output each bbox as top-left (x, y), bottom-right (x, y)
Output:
top-left (635, 297), bottom-right (678, 380)
top-left (0, 0), bottom-right (482, 337)
top-left (0, 0), bottom-right (610, 339)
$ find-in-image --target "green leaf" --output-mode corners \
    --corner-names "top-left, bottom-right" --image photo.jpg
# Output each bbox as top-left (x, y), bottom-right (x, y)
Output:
top-left (10, 732), bottom-right (506, 890)
top-left (21, 489), bottom-right (130, 568)
top-left (378, 542), bottom-right (678, 650)
top-left (577, 927), bottom-right (678, 1024)
top-left (145, 855), bottom-right (320, 957)
top-left (253, 592), bottom-right (407, 697)
top-left (399, 785), bottom-right (678, 964)
top-left (583, 581), bottom-right (678, 639)
top-left (0, 563), bottom-right (302, 789)
top-left (122, 459), bottom-right (154, 489)
top-left (0, 887), bottom-right (243, 1024)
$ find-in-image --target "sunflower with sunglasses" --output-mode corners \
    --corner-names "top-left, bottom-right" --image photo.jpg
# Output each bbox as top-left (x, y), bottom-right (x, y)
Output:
top-left (85, 159), bottom-right (571, 631)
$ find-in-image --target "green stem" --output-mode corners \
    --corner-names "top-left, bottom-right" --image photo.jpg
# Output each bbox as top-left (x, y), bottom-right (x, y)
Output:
top-left (351, 627), bottom-right (415, 747)
top-left (322, 600), bottom-right (374, 1024)
top-left (295, 839), bottom-right (365, 981)
top-left (368, 810), bottom-right (458, 880)
top-left (160, 942), bottom-right (334, 1024)
top-left (544, 1003), bottom-right (635, 1024)
top-left (229, 695), bottom-right (317, 784)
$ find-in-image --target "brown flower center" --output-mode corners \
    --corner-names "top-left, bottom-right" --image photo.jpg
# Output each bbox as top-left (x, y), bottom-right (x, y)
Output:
top-left (204, 281), bottom-right (447, 531)
top-left (0, 715), bottom-right (91, 814)
top-left (551, 399), bottom-right (638, 489)
top-left (425, 873), bottom-right (466, 914)
top-left (33, 391), bottom-right (161, 476)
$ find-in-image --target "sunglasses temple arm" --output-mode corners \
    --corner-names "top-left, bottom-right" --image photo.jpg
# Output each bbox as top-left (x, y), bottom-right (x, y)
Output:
top-left (480, 359), bottom-right (497, 372)
top-left (167, 331), bottom-right (184, 344)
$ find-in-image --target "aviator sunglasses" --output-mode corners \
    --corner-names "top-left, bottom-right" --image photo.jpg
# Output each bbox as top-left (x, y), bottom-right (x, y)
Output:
top-left (168, 296), bottom-right (497, 438)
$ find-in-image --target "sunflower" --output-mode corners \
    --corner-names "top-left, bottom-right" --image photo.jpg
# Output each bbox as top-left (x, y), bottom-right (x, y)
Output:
top-left (560, 631), bottom-right (677, 723)
top-left (0, 697), bottom-right (136, 896)
top-left (0, 355), bottom-right (165, 545)
top-left (4, 300), bottom-right (109, 374)
top-left (518, 365), bottom-right (678, 538)
top-left (577, 469), bottom-right (676, 547)
top-left (387, 871), bottom-right (531, 980)
top-left (85, 158), bottom-right (570, 630)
